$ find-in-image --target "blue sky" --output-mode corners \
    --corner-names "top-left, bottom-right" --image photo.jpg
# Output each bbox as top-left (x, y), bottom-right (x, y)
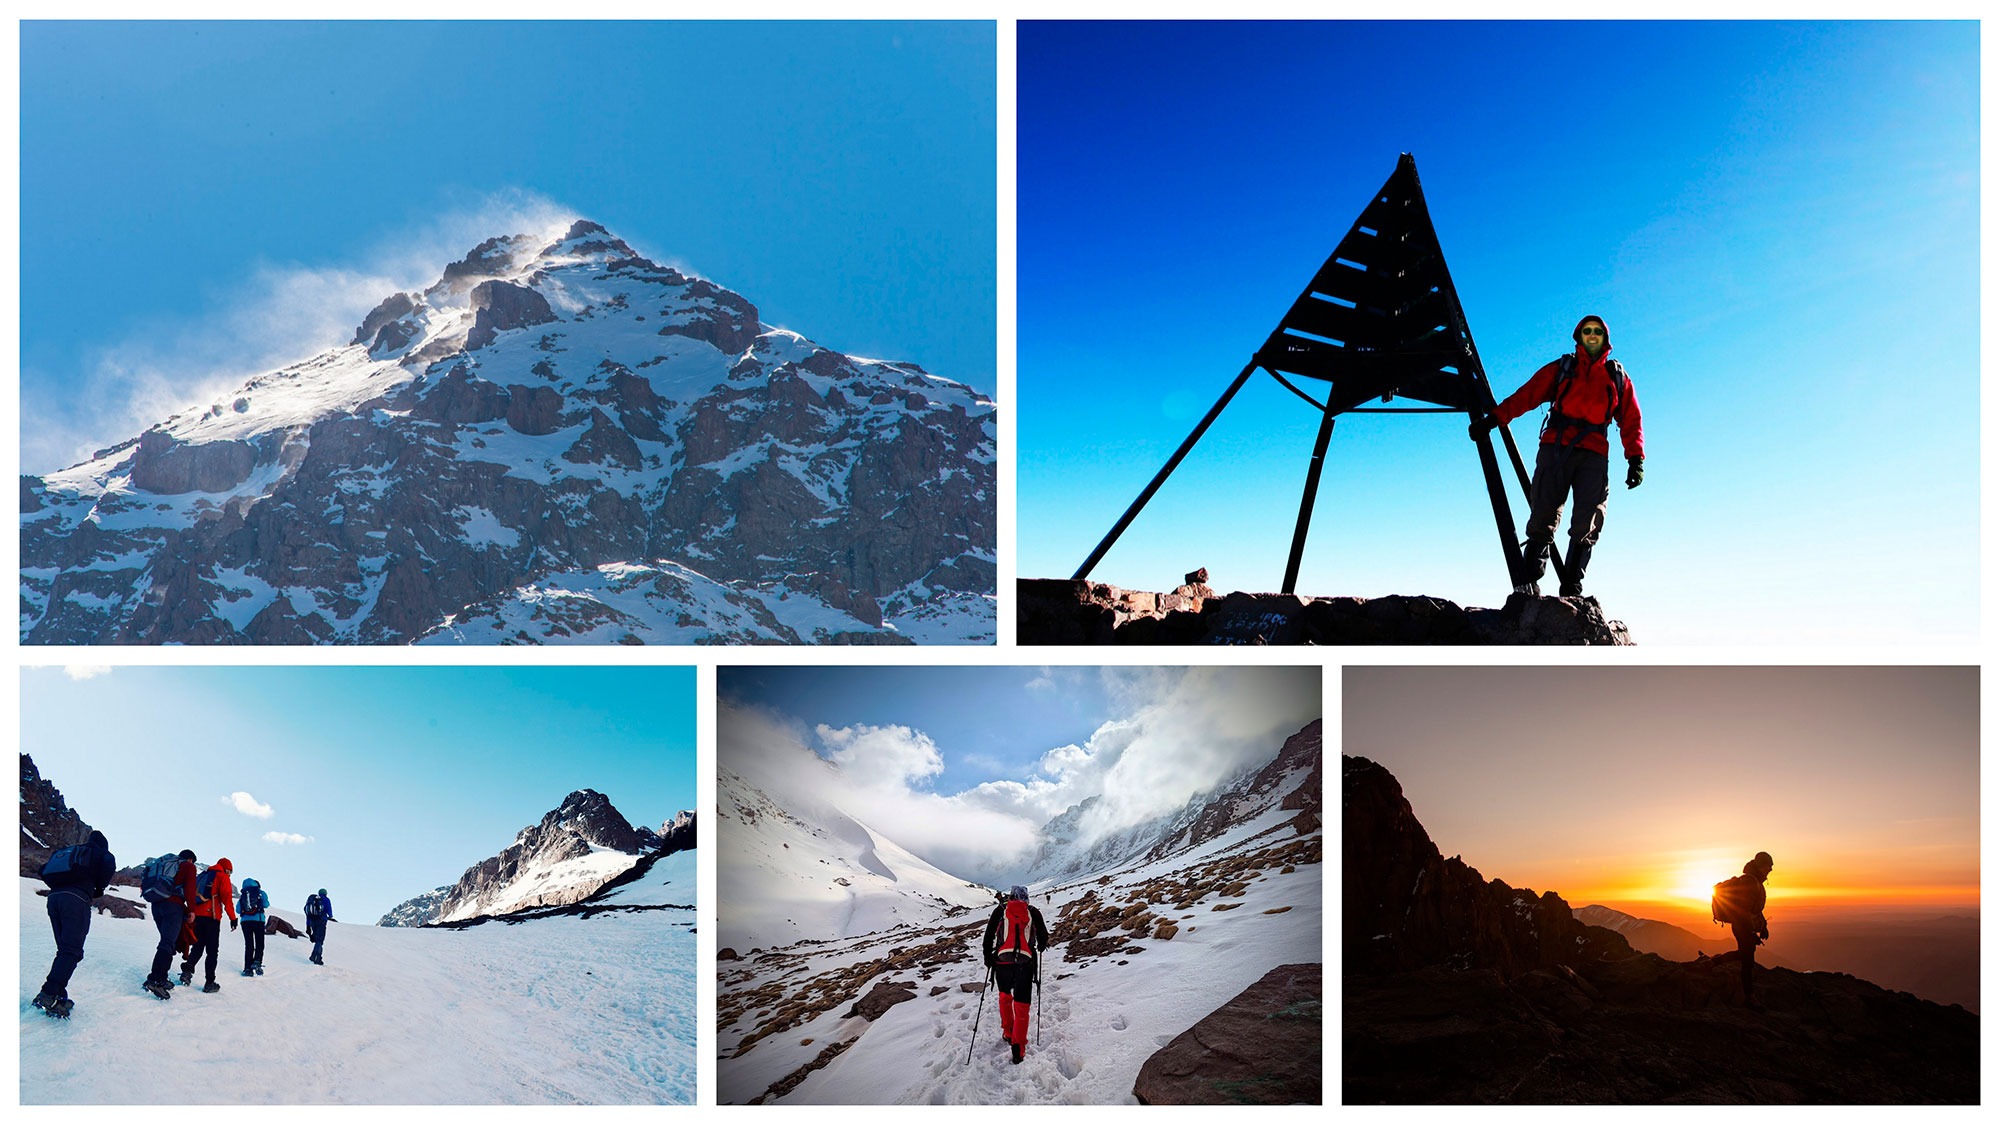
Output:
top-left (1019, 21), bottom-right (1978, 644)
top-left (21, 665), bottom-right (697, 921)
top-left (20, 20), bottom-right (996, 472)
top-left (718, 665), bottom-right (1321, 883)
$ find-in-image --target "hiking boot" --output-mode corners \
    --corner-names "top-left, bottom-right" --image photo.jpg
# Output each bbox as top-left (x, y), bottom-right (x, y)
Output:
top-left (142, 980), bottom-right (172, 1000)
top-left (31, 992), bottom-right (57, 1012)
top-left (1011, 1042), bottom-right (1024, 1065)
top-left (202, 981), bottom-right (221, 994)
top-left (1513, 581), bottom-right (1540, 597)
top-left (178, 971), bottom-right (193, 987)
top-left (1558, 582), bottom-right (1582, 598)
top-left (47, 997), bottom-right (74, 1019)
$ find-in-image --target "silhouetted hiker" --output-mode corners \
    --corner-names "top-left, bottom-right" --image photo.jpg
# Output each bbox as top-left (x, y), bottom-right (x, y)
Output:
top-left (305, 889), bottom-right (336, 964)
top-left (1707, 851), bottom-right (1774, 1008)
top-left (179, 857), bottom-right (238, 993)
top-left (238, 878), bottom-right (270, 977)
top-left (1472, 315), bottom-right (1644, 597)
top-left (982, 885), bottom-right (1050, 1065)
top-left (140, 848), bottom-right (198, 1000)
top-left (33, 831), bottom-right (115, 1019)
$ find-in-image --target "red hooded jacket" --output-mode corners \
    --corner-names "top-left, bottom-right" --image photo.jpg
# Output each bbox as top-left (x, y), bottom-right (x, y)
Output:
top-left (1494, 345), bottom-right (1644, 460)
top-left (188, 859), bottom-right (239, 923)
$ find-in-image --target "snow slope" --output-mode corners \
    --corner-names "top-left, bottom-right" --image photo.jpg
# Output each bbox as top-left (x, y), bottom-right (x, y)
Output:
top-left (717, 751), bottom-right (1320, 1104)
top-left (718, 766), bottom-right (992, 952)
top-left (20, 867), bottom-right (696, 1104)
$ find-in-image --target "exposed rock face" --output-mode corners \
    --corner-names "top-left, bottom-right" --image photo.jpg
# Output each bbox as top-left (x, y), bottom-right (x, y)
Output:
top-left (382, 790), bottom-right (680, 926)
top-left (128, 430), bottom-right (260, 494)
top-left (466, 279), bottom-right (557, 350)
top-left (659, 810), bottom-right (697, 855)
top-left (23, 221), bottom-right (996, 645)
top-left (1132, 962), bottom-right (1320, 1104)
top-left (1019, 579), bottom-right (1631, 645)
top-left (1343, 754), bottom-right (1980, 1104)
top-left (20, 753), bottom-right (95, 876)
top-left (378, 884), bottom-right (453, 928)
top-left (1025, 720), bottom-right (1320, 886)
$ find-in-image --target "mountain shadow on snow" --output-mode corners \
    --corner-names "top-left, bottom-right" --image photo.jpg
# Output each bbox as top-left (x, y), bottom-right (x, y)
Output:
top-left (1341, 754), bottom-right (1977, 1104)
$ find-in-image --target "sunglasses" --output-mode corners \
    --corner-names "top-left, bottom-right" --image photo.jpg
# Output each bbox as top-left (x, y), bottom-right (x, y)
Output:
top-left (1580, 326), bottom-right (1605, 337)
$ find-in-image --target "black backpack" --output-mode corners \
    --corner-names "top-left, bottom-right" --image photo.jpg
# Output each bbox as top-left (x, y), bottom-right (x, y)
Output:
top-left (306, 894), bottom-right (325, 920)
top-left (39, 844), bottom-right (95, 891)
top-left (1711, 873), bottom-right (1755, 926)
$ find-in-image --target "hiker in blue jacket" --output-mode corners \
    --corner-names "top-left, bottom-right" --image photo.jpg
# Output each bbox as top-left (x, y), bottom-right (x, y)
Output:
top-left (238, 878), bottom-right (270, 976)
top-left (33, 830), bottom-right (116, 1019)
top-left (305, 889), bottom-right (335, 965)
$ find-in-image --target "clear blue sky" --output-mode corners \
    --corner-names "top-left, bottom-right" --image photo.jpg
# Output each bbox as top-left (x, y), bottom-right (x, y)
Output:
top-left (1019, 21), bottom-right (1978, 644)
top-left (21, 666), bottom-right (698, 921)
top-left (21, 21), bottom-right (996, 471)
top-left (720, 666), bottom-right (1119, 792)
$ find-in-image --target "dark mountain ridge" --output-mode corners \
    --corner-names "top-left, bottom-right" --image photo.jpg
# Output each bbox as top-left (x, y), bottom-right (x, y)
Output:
top-left (1343, 754), bottom-right (1976, 1103)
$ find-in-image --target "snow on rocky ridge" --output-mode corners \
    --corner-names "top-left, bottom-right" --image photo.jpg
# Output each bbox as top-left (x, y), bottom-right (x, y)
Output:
top-left (22, 220), bottom-right (996, 645)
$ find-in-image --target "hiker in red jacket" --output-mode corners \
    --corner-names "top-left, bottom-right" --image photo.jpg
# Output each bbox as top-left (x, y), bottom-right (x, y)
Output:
top-left (179, 857), bottom-right (239, 994)
top-left (1473, 315), bottom-right (1644, 597)
top-left (982, 885), bottom-right (1051, 1065)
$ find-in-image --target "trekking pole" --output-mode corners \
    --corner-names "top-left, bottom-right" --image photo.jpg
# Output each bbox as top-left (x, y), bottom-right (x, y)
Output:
top-left (966, 963), bottom-right (993, 1064)
top-left (1035, 955), bottom-right (1043, 1046)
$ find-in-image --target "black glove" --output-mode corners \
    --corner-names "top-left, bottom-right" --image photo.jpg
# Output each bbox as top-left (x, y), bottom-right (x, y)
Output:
top-left (1468, 413), bottom-right (1497, 439)
top-left (230, 919), bottom-right (239, 932)
top-left (1625, 456), bottom-right (1644, 489)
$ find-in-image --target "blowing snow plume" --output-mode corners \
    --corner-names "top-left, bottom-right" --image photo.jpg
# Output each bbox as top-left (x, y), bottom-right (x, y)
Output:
top-left (23, 217), bottom-right (996, 646)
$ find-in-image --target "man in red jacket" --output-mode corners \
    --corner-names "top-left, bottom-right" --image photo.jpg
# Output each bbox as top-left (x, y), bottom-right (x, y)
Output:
top-left (178, 856), bottom-right (239, 994)
top-left (1475, 315), bottom-right (1644, 597)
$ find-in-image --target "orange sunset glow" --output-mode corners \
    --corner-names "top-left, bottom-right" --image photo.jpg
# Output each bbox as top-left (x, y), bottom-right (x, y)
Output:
top-left (1346, 667), bottom-right (1979, 936)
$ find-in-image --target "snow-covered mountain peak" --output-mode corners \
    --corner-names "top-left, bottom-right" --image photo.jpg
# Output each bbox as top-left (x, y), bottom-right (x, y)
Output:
top-left (23, 217), bottom-right (996, 645)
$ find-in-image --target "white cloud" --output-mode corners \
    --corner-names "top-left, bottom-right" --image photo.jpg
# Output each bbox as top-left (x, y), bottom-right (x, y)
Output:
top-left (224, 791), bottom-right (274, 819)
top-left (720, 666), bottom-right (1320, 886)
top-left (23, 189), bottom-right (581, 474)
top-left (261, 832), bottom-right (314, 846)
top-left (63, 665), bottom-right (113, 681)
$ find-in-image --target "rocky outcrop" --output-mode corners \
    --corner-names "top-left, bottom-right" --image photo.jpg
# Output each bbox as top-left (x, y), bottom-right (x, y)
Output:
top-left (352, 291), bottom-right (417, 346)
top-left (1343, 754), bottom-right (1631, 977)
top-left (378, 884), bottom-right (453, 928)
top-left (1343, 754), bottom-right (1980, 1103)
top-left (20, 753), bottom-right (94, 876)
top-left (1018, 579), bottom-right (1632, 645)
top-left (1132, 962), bottom-right (1320, 1104)
top-left (466, 279), bottom-right (557, 349)
top-left (128, 430), bottom-right (259, 494)
top-left (659, 810), bottom-right (697, 855)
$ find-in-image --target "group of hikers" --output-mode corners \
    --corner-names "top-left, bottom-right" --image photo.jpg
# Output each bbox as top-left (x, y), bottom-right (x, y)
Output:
top-left (31, 831), bottom-right (336, 1020)
top-left (977, 885), bottom-right (1051, 1065)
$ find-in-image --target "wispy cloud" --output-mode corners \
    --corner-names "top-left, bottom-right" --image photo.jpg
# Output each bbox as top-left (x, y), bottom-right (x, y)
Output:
top-left (722, 666), bottom-right (1321, 886)
top-left (224, 791), bottom-right (274, 819)
top-left (261, 831), bottom-right (314, 846)
top-left (24, 188), bottom-right (580, 474)
top-left (63, 665), bottom-right (113, 681)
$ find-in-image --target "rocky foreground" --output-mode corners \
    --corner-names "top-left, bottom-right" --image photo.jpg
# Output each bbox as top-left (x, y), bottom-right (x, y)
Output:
top-left (1343, 755), bottom-right (1977, 1104)
top-left (1018, 578), bottom-right (1631, 645)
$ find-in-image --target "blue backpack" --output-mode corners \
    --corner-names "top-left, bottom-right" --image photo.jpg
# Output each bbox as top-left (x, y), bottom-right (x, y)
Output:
top-left (141, 854), bottom-right (183, 902)
top-left (195, 867), bottom-right (220, 902)
top-left (39, 844), bottom-right (94, 891)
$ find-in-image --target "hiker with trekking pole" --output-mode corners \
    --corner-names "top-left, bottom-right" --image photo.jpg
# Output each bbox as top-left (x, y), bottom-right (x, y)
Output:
top-left (976, 885), bottom-right (1050, 1065)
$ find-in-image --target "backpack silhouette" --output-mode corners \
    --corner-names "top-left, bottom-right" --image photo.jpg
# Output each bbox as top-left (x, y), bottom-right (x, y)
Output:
top-left (1711, 874), bottom-right (1756, 926)
top-left (998, 899), bottom-right (1036, 958)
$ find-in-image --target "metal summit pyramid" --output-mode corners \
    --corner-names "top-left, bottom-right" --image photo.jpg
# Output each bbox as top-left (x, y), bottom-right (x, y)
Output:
top-left (1075, 153), bottom-right (1560, 594)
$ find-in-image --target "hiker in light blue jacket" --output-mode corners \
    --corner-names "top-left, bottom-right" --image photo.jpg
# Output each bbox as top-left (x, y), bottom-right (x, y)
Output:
top-left (237, 878), bottom-right (270, 977)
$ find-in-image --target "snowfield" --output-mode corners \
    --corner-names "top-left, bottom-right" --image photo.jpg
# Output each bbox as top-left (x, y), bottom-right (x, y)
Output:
top-left (718, 744), bottom-right (1321, 1104)
top-left (20, 851), bottom-right (697, 1104)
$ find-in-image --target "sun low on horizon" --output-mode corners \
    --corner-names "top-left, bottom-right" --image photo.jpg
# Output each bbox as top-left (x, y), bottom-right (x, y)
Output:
top-left (1346, 667), bottom-right (1979, 931)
